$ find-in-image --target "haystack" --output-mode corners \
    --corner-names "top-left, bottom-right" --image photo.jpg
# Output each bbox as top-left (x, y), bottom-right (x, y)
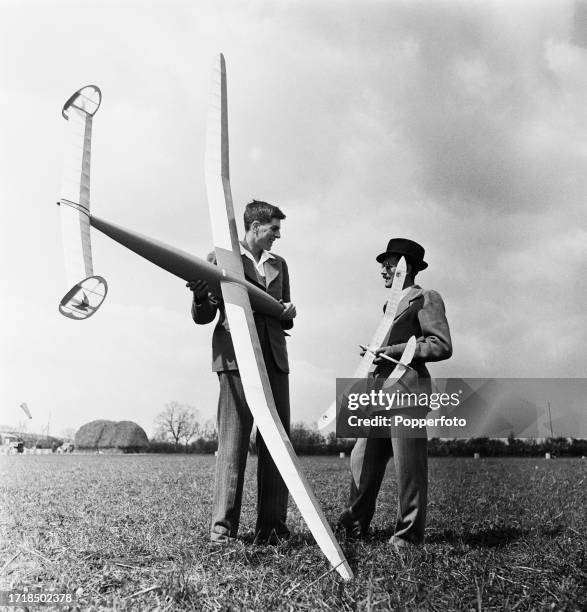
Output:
top-left (75, 420), bottom-right (149, 452)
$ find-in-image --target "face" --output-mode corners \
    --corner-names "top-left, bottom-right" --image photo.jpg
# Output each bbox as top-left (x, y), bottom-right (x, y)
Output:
top-left (252, 217), bottom-right (281, 251)
top-left (380, 254), bottom-right (404, 288)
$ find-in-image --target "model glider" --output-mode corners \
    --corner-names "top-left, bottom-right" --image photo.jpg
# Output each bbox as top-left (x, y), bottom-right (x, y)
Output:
top-left (56, 67), bottom-right (352, 579)
top-left (318, 257), bottom-right (415, 429)
top-left (204, 54), bottom-right (352, 581)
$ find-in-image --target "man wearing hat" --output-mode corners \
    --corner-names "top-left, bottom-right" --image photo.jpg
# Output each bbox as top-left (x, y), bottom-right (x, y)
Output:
top-left (338, 238), bottom-right (452, 548)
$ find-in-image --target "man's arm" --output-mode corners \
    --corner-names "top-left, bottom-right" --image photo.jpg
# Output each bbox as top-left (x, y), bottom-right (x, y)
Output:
top-left (279, 259), bottom-right (294, 331)
top-left (376, 290), bottom-right (452, 363)
top-left (188, 279), bottom-right (220, 325)
top-left (188, 251), bottom-right (222, 325)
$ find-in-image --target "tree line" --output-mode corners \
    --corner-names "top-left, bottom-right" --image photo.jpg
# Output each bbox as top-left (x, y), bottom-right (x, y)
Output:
top-left (152, 405), bottom-right (586, 456)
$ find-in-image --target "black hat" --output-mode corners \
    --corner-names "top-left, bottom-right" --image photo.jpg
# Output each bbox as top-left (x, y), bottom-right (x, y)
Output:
top-left (375, 238), bottom-right (428, 270)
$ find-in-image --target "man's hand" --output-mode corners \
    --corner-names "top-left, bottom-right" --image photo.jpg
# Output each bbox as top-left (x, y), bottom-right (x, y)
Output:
top-left (279, 301), bottom-right (297, 320)
top-left (372, 346), bottom-right (395, 364)
top-left (359, 344), bottom-right (379, 359)
top-left (359, 344), bottom-right (393, 363)
top-left (186, 280), bottom-right (209, 303)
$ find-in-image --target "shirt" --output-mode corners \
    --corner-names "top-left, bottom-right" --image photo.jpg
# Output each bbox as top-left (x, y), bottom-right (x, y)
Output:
top-left (239, 243), bottom-right (275, 279)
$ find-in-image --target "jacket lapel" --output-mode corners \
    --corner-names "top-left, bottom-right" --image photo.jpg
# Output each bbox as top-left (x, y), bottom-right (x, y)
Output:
top-left (241, 256), bottom-right (261, 286)
top-left (238, 240), bottom-right (279, 289)
top-left (265, 257), bottom-right (280, 289)
top-left (394, 285), bottom-right (423, 320)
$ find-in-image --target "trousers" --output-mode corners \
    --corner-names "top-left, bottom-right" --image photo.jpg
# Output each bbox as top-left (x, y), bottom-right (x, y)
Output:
top-left (210, 346), bottom-right (290, 539)
top-left (347, 436), bottom-right (428, 544)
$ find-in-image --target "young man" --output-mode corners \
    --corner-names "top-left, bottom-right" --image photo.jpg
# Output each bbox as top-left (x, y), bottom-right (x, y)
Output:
top-left (338, 238), bottom-right (452, 549)
top-left (188, 200), bottom-right (296, 544)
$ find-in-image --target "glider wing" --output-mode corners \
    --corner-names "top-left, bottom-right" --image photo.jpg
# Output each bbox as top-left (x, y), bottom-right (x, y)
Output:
top-left (383, 335), bottom-right (417, 385)
top-left (205, 54), bottom-right (352, 581)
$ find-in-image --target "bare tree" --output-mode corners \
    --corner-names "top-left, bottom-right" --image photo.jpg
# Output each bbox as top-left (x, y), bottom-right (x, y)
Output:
top-left (16, 419), bottom-right (29, 434)
top-left (154, 402), bottom-right (200, 451)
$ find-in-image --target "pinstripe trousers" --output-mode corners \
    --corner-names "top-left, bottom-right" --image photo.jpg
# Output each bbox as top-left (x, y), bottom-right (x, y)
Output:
top-left (210, 345), bottom-right (290, 539)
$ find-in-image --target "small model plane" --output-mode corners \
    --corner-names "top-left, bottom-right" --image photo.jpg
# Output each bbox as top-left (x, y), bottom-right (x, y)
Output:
top-left (20, 402), bottom-right (32, 420)
top-left (56, 57), bottom-right (353, 580)
top-left (317, 257), bottom-right (417, 429)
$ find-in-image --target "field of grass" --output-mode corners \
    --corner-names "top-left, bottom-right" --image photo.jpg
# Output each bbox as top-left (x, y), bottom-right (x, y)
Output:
top-left (1, 454), bottom-right (585, 611)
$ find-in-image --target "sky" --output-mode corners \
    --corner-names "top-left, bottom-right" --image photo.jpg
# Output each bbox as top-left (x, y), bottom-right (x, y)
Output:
top-left (1, 0), bottom-right (586, 439)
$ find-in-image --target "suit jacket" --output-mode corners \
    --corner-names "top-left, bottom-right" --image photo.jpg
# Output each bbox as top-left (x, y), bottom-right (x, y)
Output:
top-left (374, 285), bottom-right (452, 393)
top-left (191, 248), bottom-right (292, 373)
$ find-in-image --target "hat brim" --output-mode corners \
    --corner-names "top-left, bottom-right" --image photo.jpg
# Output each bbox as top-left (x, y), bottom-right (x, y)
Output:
top-left (375, 251), bottom-right (428, 270)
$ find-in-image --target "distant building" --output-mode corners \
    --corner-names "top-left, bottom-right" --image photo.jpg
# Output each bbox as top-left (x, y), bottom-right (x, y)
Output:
top-left (0, 432), bottom-right (24, 454)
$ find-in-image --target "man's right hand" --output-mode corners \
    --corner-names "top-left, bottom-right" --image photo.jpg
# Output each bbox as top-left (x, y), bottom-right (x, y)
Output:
top-left (186, 280), bottom-right (209, 303)
top-left (279, 301), bottom-right (297, 320)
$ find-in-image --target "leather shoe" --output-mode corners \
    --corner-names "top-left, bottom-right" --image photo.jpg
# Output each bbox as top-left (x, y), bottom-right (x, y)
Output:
top-left (338, 509), bottom-right (368, 541)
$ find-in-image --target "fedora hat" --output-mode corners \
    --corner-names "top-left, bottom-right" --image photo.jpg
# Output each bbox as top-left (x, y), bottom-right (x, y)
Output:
top-left (375, 238), bottom-right (428, 271)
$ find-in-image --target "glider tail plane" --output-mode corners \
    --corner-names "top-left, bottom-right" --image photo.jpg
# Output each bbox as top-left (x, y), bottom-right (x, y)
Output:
top-left (58, 85), bottom-right (107, 320)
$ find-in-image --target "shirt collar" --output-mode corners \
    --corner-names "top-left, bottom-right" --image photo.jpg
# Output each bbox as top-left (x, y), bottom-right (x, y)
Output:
top-left (240, 242), bottom-right (275, 277)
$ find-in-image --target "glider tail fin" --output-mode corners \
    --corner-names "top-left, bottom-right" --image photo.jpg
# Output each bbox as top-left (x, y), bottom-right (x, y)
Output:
top-left (58, 85), bottom-right (107, 320)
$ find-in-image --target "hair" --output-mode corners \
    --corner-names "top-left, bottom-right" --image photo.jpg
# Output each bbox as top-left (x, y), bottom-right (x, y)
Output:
top-left (401, 259), bottom-right (420, 280)
top-left (243, 199), bottom-right (286, 231)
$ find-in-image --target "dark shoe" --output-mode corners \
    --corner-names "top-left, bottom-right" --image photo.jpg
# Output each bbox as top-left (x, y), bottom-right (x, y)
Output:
top-left (254, 529), bottom-right (291, 545)
top-left (338, 509), bottom-right (368, 541)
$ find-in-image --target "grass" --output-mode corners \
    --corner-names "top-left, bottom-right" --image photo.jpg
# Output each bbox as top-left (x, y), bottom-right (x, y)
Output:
top-left (1, 455), bottom-right (585, 611)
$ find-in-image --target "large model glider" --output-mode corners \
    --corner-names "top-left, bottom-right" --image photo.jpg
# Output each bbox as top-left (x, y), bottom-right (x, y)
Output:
top-left (318, 257), bottom-right (416, 430)
top-left (57, 61), bottom-right (352, 580)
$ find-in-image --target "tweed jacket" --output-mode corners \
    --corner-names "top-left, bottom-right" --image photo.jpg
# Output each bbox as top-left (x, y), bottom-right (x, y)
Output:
top-left (191, 248), bottom-right (293, 373)
top-left (374, 285), bottom-right (452, 393)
